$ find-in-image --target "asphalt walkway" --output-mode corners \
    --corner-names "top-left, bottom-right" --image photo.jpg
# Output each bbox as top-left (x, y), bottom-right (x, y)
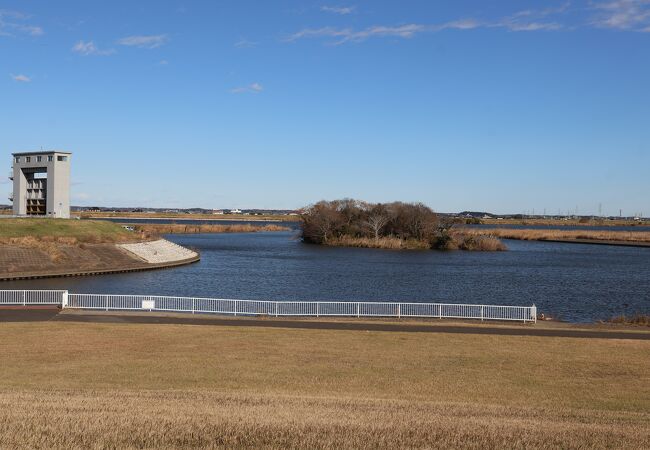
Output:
top-left (1, 307), bottom-right (648, 340)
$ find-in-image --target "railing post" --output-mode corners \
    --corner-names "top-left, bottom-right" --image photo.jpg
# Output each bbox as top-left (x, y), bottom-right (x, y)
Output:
top-left (398, 304), bottom-right (401, 319)
top-left (62, 291), bottom-right (68, 309)
top-left (532, 304), bottom-right (537, 324)
top-left (192, 298), bottom-right (195, 314)
top-left (275, 302), bottom-right (279, 317)
top-left (106, 296), bottom-right (109, 311)
top-left (356, 303), bottom-right (360, 318)
top-left (481, 305), bottom-right (484, 322)
top-left (316, 302), bottom-right (319, 318)
top-left (23, 291), bottom-right (26, 306)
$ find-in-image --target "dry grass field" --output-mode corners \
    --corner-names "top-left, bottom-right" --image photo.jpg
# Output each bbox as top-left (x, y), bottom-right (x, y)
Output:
top-left (0, 321), bottom-right (648, 449)
top-left (461, 227), bottom-right (650, 244)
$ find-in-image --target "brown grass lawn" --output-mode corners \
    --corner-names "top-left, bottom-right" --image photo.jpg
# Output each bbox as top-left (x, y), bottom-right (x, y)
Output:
top-left (0, 322), bottom-right (648, 448)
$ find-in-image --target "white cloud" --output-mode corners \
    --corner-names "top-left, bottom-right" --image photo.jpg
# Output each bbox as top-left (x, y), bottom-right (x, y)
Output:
top-left (117, 34), bottom-right (168, 49)
top-left (592, 0), bottom-right (650, 31)
top-left (72, 40), bottom-right (114, 56)
top-left (230, 83), bottom-right (263, 94)
top-left (287, 21), bottom-right (482, 44)
top-left (234, 38), bottom-right (258, 48)
top-left (321, 5), bottom-right (355, 15)
top-left (0, 9), bottom-right (43, 37)
top-left (11, 73), bottom-right (31, 82)
top-left (287, 5), bottom-right (573, 44)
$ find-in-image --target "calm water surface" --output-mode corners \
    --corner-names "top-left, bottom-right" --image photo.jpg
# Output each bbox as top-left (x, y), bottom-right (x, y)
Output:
top-left (5, 231), bottom-right (650, 323)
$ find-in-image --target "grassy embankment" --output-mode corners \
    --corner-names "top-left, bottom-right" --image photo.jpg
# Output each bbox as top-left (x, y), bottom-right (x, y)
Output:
top-left (0, 219), bottom-right (151, 273)
top-left (461, 227), bottom-right (650, 244)
top-left (0, 218), bottom-right (144, 243)
top-left (80, 211), bottom-right (301, 222)
top-left (482, 217), bottom-right (649, 227)
top-left (131, 223), bottom-right (291, 234)
top-left (0, 321), bottom-right (648, 448)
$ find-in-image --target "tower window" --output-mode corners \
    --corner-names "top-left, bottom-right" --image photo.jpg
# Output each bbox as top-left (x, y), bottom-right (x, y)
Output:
top-left (37, 156), bottom-right (42, 162)
top-left (25, 156), bottom-right (31, 162)
top-left (48, 155), bottom-right (54, 162)
top-left (15, 157), bottom-right (20, 163)
top-left (57, 155), bottom-right (68, 162)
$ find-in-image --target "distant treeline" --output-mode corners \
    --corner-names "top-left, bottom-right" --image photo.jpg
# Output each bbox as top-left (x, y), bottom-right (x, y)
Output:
top-left (300, 199), bottom-right (505, 251)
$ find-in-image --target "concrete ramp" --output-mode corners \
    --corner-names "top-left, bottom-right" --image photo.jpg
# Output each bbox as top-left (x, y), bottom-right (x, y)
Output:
top-left (117, 239), bottom-right (198, 264)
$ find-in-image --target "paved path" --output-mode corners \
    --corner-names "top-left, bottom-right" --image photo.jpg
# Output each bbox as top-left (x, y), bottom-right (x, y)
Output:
top-left (1, 308), bottom-right (648, 340)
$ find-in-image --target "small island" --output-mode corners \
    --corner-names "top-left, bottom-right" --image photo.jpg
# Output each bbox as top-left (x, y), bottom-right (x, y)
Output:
top-left (300, 199), bottom-right (506, 251)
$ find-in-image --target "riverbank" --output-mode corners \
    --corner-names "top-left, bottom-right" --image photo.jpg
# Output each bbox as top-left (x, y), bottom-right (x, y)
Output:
top-left (0, 219), bottom-right (199, 281)
top-left (79, 211), bottom-right (301, 222)
top-left (481, 217), bottom-right (649, 227)
top-left (131, 223), bottom-right (291, 234)
top-left (460, 228), bottom-right (650, 246)
top-left (0, 319), bottom-right (647, 448)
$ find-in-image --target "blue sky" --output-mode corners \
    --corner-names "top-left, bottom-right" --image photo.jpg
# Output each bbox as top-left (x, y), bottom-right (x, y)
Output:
top-left (1, 1), bottom-right (649, 215)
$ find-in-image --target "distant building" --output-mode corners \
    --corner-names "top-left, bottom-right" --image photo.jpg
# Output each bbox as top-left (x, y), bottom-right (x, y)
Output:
top-left (10, 151), bottom-right (71, 218)
top-left (212, 209), bottom-right (225, 215)
top-left (230, 208), bottom-right (242, 214)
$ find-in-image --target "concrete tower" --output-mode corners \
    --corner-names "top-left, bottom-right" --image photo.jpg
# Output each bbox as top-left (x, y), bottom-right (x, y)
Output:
top-left (10, 151), bottom-right (72, 218)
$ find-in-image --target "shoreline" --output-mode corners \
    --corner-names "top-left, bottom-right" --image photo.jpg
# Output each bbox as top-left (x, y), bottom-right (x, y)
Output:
top-left (0, 254), bottom-right (200, 282)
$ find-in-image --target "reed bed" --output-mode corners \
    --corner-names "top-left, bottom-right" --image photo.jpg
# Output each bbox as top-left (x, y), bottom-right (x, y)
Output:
top-left (460, 228), bottom-right (650, 243)
top-left (133, 223), bottom-right (291, 234)
top-left (327, 234), bottom-right (507, 251)
top-left (608, 314), bottom-right (650, 327)
top-left (327, 235), bottom-right (430, 250)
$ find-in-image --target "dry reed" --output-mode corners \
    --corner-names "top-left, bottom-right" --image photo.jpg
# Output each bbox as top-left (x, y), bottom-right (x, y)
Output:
top-left (460, 228), bottom-right (650, 243)
top-left (134, 223), bottom-right (291, 235)
top-left (608, 314), bottom-right (650, 327)
top-left (327, 235), bottom-right (430, 250)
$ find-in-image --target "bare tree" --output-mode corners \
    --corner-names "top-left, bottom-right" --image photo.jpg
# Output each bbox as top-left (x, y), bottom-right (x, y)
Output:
top-left (364, 209), bottom-right (390, 241)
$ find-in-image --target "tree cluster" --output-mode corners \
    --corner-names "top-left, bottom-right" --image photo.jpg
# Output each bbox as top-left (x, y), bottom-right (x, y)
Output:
top-left (300, 199), bottom-right (454, 248)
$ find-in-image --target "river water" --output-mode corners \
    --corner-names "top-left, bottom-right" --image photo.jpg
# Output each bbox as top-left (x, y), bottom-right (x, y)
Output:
top-left (4, 230), bottom-right (650, 323)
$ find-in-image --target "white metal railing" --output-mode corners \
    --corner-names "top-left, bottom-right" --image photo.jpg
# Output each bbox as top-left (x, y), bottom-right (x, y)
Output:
top-left (0, 290), bottom-right (537, 322)
top-left (0, 290), bottom-right (67, 306)
top-left (65, 293), bottom-right (537, 323)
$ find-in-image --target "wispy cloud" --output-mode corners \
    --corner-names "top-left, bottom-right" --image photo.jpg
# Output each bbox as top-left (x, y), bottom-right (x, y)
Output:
top-left (72, 40), bottom-right (114, 56)
top-left (286, 21), bottom-right (483, 44)
top-left (0, 9), bottom-right (43, 37)
top-left (230, 83), bottom-right (263, 94)
top-left (11, 73), bottom-right (31, 82)
top-left (117, 34), bottom-right (168, 49)
top-left (592, 0), bottom-right (650, 31)
top-left (321, 5), bottom-right (355, 15)
top-left (234, 38), bottom-right (258, 48)
top-left (287, 6), bottom-right (571, 44)
top-left (290, 3), bottom-right (650, 44)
